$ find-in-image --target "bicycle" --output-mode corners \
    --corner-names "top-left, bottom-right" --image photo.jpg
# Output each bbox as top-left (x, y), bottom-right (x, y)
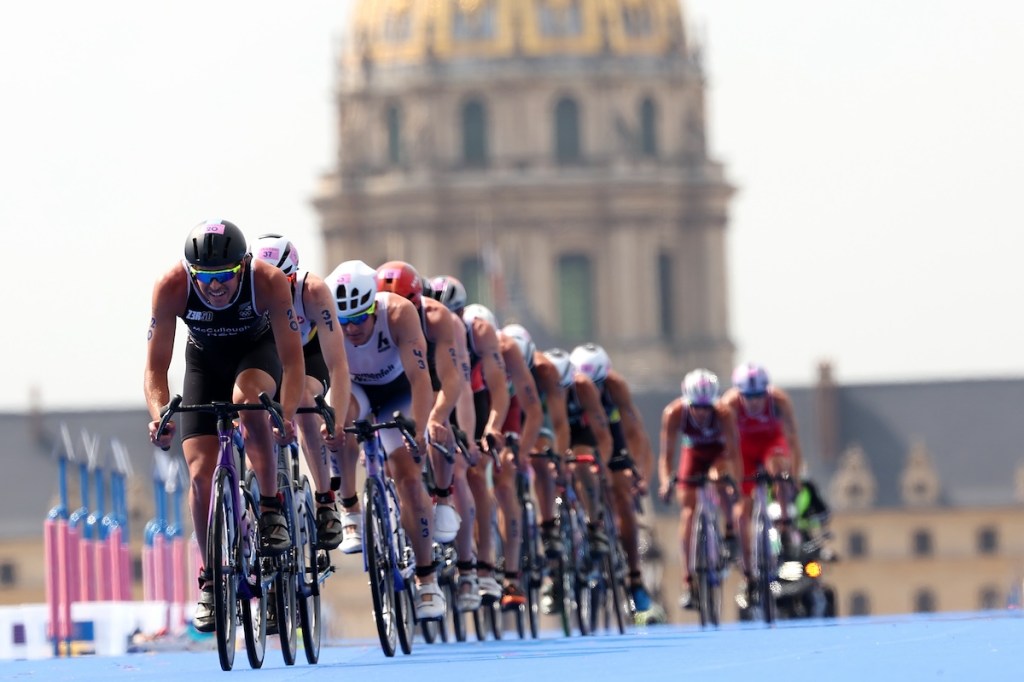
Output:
top-left (343, 414), bottom-right (420, 658)
top-left (418, 434), bottom-right (458, 645)
top-left (262, 395), bottom-right (336, 665)
top-left (511, 435), bottom-right (543, 639)
top-left (534, 448), bottom-right (591, 637)
top-left (673, 472), bottom-right (732, 628)
top-left (471, 433), bottom-right (506, 642)
top-left (156, 393), bottom-right (283, 671)
top-left (743, 468), bottom-right (794, 625)
top-left (588, 452), bottom-right (631, 635)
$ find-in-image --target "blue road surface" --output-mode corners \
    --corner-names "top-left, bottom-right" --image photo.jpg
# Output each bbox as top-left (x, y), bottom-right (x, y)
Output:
top-left (4, 611), bottom-right (1021, 681)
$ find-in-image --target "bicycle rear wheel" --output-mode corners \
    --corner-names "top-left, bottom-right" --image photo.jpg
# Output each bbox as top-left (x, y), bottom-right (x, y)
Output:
top-left (240, 472), bottom-right (267, 668)
top-left (364, 477), bottom-right (397, 657)
top-left (607, 544), bottom-right (628, 635)
top-left (520, 499), bottom-right (541, 639)
top-left (388, 480), bottom-right (415, 656)
top-left (296, 480), bottom-right (321, 664)
top-left (209, 468), bottom-right (237, 671)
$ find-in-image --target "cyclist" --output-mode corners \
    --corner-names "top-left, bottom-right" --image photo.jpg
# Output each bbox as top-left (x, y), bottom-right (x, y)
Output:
top-left (720, 361), bottom-right (805, 603)
top-left (657, 369), bottom-right (741, 610)
top-left (252, 233), bottom-right (351, 550)
top-left (324, 260), bottom-right (447, 619)
top-left (462, 307), bottom-right (543, 608)
top-left (375, 262), bottom-right (471, 547)
top-left (427, 276), bottom-right (509, 604)
top-left (570, 343), bottom-right (656, 616)
top-left (145, 219), bottom-right (303, 632)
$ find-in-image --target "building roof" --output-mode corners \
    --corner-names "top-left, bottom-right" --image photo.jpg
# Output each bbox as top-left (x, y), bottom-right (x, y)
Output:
top-left (347, 0), bottom-right (687, 68)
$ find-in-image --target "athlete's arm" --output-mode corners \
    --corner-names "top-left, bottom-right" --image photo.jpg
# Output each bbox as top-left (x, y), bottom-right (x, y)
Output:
top-left (391, 297), bottom-right (445, 448)
top-left (717, 403), bottom-right (742, 483)
top-left (255, 261), bottom-right (305, 426)
top-left (576, 375), bottom-right (613, 464)
top-left (658, 398), bottom-right (683, 499)
top-left (503, 337), bottom-right (543, 457)
top-left (144, 265), bottom-right (186, 447)
top-left (773, 387), bottom-right (804, 478)
top-left (305, 273), bottom-right (351, 442)
top-left (474, 320), bottom-right (509, 446)
top-left (425, 299), bottom-right (461, 425)
top-left (607, 372), bottom-right (654, 483)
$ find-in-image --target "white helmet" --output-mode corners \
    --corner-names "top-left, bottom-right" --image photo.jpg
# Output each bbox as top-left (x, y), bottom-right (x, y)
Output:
top-left (682, 369), bottom-right (720, 407)
top-left (463, 303), bottom-right (497, 329)
top-left (252, 233), bottom-right (300, 276)
top-left (570, 343), bottom-right (611, 384)
top-left (543, 348), bottom-right (574, 389)
top-left (325, 260), bottom-right (378, 316)
top-left (732, 362), bottom-right (770, 395)
top-left (502, 323), bottom-right (536, 369)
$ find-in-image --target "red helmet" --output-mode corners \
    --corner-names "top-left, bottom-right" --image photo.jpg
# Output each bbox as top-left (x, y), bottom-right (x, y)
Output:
top-left (376, 261), bottom-right (424, 308)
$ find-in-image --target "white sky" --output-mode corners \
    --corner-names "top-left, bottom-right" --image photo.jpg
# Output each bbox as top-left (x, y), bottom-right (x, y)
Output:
top-left (2, 1), bottom-right (1022, 412)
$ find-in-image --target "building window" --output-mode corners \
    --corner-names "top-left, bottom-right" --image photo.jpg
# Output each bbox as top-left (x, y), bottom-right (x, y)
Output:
top-left (848, 530), bottom-right (867, 559)
top-left (640, 97), bottom-right (658, 157)
top-left (913, 588), bottom-right (936, 613)
top-left (462, 98), bottom-right (488, 167)
top-left (558, 254), bottom-right (593, 341)
top-left (912, 529), bottom-right (933, 557)
top-left (977, 526), bottom-right (998, 555)
top-left (0, 561), bottom-right (15, 587)
top-left (555, 97), bottom-right (581, 164)
top-left (849, 591), bottom-right (870, 616)
top-left (459, 256), bottom-right (490, 308)
top-left (979, 586), bottom-right (1001, 610)
top-left (386, 104), bottom-right (402, 165)
top-left (657, 251), bottom-right (673, 340)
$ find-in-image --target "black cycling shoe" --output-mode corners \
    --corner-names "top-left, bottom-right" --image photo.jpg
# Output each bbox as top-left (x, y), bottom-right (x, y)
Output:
top-left (541, 526), bottom-right (564, 559)
top-left (316, 505), bottom-right (343, 550)
top-left (259, 508), bottom-right (291, 556)
top-left (588, 522), bottom-right (610, 556)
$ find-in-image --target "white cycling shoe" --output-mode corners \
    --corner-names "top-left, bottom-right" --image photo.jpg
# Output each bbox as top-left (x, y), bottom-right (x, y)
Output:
top-left (339, 510), bottom-right (363, 554)
top-left (415, 581), bottom-right (446, 620)
top-left (433, 502), bottom-right (461, 543)
top-left (457, 571), bottom-right (483, 611)
top-left (478, 574), bottom-right (502, 600)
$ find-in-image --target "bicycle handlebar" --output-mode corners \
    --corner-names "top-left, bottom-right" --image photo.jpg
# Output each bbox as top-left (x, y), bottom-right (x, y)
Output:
top-left (343, 411), bottom-right (420, 459)
top-left (156, 393), bottom-right (285, 451)
top-left (296, 393), bottom-right (336, 439)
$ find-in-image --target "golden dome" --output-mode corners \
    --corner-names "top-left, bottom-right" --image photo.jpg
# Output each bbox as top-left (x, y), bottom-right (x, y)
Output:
top-left (348, 0), bottom-right (686, 67)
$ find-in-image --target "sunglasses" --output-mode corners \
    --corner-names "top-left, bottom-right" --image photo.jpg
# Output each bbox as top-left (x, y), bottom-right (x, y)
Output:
top-left (190, 263), bottom-right (242, 285)
top-left (741, 391), bottom-right (767, 399)
top-left (339, 301), bottom-right (376, 326)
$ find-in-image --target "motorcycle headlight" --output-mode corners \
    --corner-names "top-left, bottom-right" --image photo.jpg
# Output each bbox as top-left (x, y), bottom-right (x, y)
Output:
top-left (778, 561), bottom-right (804, 581)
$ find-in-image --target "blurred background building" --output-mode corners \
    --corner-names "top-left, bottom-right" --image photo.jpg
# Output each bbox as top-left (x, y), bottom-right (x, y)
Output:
top-left (313, 0), bottom-right (735, 389)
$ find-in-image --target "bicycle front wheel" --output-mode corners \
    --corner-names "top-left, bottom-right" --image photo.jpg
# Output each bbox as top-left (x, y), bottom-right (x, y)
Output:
top-left (296, 480), bottom-right (321, 664)
top-left (754, 507), bottom-right (777, 625)
top-left (209, 468), bottom-right (237, 671)
top-left (520, 499), bottom-right (541, 639)
top-left (364, 477), bottom-right (397, 657)
top-left (274, 484), bottom-right (298, 665)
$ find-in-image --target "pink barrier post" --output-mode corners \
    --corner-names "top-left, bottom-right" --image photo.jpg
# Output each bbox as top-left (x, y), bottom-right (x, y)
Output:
top-left (80, 536), bottom-right (96, 602)
top-left (44, 519), bottom-right (61, 648)
top-left (120, 544), bottom-right (132, 601)
top-left (56, 520), bottom-right (72, 652)
top-left (142, 545), bottom-right (155, 601)
top-left (104, 528), bottom-right (121, 602)
top-left (171, 537), bottom-right (187, 629)
top-left (153, 533), bottom-right (168, 604)
top-left (66, 525), bottom-right (80, 604)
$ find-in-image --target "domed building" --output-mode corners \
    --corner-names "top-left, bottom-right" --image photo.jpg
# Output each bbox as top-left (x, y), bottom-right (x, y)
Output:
top-left (314, 0), bottom-right (734, 386)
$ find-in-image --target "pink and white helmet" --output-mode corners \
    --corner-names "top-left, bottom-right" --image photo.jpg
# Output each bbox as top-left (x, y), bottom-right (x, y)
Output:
top-left (543, 348), bottom-right (574, 389)
top-left (324, 260), bottom-right (377, 316)
top-left (732, 362), bottom-right (770, 396)
top-left (252, 233), bottom-right (300, 276)
top-left (682, 369), bottom-right (719, 406)
top-left (570, 343), bottom-right (611, 384)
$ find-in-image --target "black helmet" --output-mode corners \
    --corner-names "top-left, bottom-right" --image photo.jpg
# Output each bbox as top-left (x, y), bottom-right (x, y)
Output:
top-left (184, 219), bottom-right (248, 268)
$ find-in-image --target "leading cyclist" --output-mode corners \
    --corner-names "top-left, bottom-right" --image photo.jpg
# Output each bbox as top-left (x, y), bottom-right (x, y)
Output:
top-left (144, 219), bottom-right (303, 632)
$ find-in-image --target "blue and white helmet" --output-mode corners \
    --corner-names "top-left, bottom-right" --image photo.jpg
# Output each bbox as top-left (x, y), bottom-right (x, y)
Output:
top-left (570, 343), bottom-right (611, 384)
top-left (543, 348), bottom-right (574, 389)
top-left (502, 323), bottom-right (536, 369)
top-left (682, 369), bottom-right (719, 407)
top-left (732, 362), bottom-right (770, 396)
